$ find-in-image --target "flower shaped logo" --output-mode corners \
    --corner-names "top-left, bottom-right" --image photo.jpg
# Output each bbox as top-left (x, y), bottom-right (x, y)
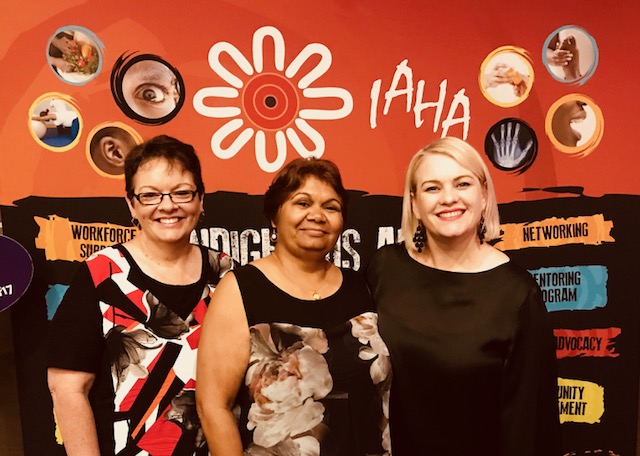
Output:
top-left (193, 26), bottom-right (353, 172)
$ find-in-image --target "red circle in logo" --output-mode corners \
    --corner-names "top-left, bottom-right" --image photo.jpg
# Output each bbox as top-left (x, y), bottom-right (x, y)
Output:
top-left (243, 73), bottom-right (299, 130)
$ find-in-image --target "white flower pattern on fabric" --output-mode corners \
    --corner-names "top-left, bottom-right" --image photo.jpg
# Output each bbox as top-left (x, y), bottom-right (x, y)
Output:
top-left (350, 312), bottom-right (393, 455)
top-left (245, 323), bottom-right (332, 455)
top-left (193, 25), bottom-right (353, 173)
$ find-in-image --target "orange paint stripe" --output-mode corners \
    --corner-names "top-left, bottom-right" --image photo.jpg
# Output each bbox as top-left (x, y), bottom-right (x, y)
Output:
top-left (131, 369), bottom-right (177, 438)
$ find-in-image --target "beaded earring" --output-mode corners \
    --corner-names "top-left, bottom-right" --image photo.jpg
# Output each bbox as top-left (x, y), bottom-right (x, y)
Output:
top-left (478, 215), bottom-right (487, 244)
top-left (413, 222), bottom-right (426, 252)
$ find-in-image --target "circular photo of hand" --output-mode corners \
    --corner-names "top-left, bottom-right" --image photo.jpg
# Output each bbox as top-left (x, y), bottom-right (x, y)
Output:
top-left (480, 46), bottom-right (534, 107)
top-left (543, 26), bottom-right (598, 85)
top-left (484, 118), bottom-right (537, 173)
top-left (29, 93), bottom-right (82, 151)
top-left (111, 53), bottom-right (185, 125)
top-left (47, 26), bottom-right (103, 85)
top-left (86, 122), bottom-right (142, 177)
top-left (546, 94), bottom-right (603, 157)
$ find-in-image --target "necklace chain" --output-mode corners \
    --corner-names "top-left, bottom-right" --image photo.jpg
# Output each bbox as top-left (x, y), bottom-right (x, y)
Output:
top-left (272, 253), bottom-right (331, 301)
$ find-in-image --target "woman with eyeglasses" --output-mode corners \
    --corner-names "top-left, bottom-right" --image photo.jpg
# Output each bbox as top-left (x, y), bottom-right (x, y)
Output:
top-left (47, 135), bottom-right (233, 456)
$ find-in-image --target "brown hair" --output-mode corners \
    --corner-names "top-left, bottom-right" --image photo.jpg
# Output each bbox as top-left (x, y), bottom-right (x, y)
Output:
top-left (124, 135), bottom-right (204, 199)
top-left (264, 157), bottom-right (348, 224)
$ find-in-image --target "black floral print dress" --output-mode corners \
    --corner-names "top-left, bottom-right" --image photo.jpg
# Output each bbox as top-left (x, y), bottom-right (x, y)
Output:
top-left (233, 264), bottom-right (391, 456)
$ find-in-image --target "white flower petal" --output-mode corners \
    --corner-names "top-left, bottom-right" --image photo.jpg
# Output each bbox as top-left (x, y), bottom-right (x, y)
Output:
top-left (253, 26), bottom-right (285, 72)
top-left (286, 120), bottom-right (325, 158)
top-left (293, 435), bottom-right (321, 456)
top-left (285, 43), bottom-right (331, 89)
top-left (359, 347), bottom-right (377, 361)
top-left (255, 130), bottom-right (287, 172)
top-left (192, 87), bottom-right (241, 118)
top-left (211, 119), bottom-right (254, 159)
top-left (299, 88), bottom-right (353, 120)
top-left (208, 41), bottom-right (254, 88)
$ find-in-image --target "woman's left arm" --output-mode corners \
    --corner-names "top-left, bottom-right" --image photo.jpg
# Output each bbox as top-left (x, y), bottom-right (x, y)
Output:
top-left (500, 286), bottom-right (562, 456)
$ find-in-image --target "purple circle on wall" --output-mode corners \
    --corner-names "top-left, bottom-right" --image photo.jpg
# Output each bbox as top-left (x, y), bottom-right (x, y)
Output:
top-left (0, 235), bottom-right (34, 312)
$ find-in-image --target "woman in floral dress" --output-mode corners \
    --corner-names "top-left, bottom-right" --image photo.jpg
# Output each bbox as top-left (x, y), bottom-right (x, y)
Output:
top-left (197, 157), bottom-right (391, 455)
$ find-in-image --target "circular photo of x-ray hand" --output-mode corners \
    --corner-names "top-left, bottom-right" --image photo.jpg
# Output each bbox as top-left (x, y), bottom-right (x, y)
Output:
top-left (111, 53), bottom-right (185, 125)
top-left (484, 118), bottom-right (537, 173)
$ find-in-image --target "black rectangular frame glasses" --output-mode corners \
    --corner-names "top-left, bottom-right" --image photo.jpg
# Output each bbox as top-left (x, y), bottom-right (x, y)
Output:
top-left (133, 190), bottom-right (198, 205)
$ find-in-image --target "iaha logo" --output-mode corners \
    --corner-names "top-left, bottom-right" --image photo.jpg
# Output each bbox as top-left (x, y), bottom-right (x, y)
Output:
top-left (193, 26), bottom-right (353, 172)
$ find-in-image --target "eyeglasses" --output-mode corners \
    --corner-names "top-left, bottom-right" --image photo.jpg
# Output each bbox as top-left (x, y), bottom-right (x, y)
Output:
top-left (133, 190), bottom-right (198, 206)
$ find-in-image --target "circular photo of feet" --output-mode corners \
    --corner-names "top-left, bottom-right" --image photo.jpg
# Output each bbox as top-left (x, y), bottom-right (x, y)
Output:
top-left (484, 118), bottom-right (537, 173)
top-left (47, 26), bottom-right (103, 85)
top-left (29, 93), bottom-right (82, 151)
top-left (111, 53), bottom-right (184, 125)
top-left (86, 122), bottom-right (142, 178)
top-left (545, 94), bottom-right (604, 157)
top-left (480, 46), bottom-right (534, 107)
top-left (543, 26), bottom-right (598, 85)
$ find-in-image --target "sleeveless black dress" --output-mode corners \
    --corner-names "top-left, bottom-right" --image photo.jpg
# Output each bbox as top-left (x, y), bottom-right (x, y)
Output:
top-left (233, 264), bottom-right (391, 456)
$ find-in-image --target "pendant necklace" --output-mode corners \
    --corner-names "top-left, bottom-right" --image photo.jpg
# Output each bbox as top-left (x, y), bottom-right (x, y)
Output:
top-left (273, 253), bottom-right (331, 301)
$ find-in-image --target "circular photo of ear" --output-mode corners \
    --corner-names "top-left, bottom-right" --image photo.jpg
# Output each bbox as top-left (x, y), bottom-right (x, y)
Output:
top-left (543, 25), bottom-right (598, 85)
top-left (111, 53), bottom-right (184, 124)
top-left (480, 46), bottom-right (534, 107)
top-left (546, 94), bottom-right (604, 157)
top-left (86, 122), bottom-right (142, 177)
top-left (29, 93), bottom-right (82, 151)
top-left (47, 26), bottom-right (103, 85)
top-left (484, 118), bottom-right (537, 173)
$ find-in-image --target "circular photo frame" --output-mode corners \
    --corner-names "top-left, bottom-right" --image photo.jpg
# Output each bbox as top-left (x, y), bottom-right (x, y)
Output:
top-left (29, 93), bottom-right (82, 151)
top-left (47, 26), bottom-right (104, 85)
top-left (543, 25), bottom-right (598, 85)
top-left (484, 118), bottom-right (537, 174)
top-left (111, 53), bottom-right (185, 125)
top-left (0, 235), bottom-right (34, 313)
top-left (479, 46), bottom-right (534, 107)
top-left (86, 122), bottom-right (143, 178)
top-left (546, 94), bottom-right (604, 157)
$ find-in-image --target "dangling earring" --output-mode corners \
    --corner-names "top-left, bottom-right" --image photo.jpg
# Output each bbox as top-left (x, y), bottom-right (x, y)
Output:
top-left (200, 209), bottom-right (206, 221)
top-left (478, 215), bottom-right (487, 244)
top-left (131, 217), bottom-right (140, 229)
top-left (270, 227), bottom-right (278, 245)
top-left (413, 221), bottom-right (425, 253)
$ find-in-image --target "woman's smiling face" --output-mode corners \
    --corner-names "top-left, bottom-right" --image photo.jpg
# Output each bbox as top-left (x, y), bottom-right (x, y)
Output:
top-left (127, 158), bottom-right (202, 246)
top-left (411, 153), bottom-right (486, 244)
top-left (122, 60), bottom-right (180, 119)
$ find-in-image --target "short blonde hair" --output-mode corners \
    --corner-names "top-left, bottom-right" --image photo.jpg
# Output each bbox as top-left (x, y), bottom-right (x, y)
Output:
top-left (401, 137), bottom-right (500, 252)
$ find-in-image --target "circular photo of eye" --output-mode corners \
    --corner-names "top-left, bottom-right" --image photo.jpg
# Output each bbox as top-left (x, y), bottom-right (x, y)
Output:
top-left (86, 122), bottom-right (142, 178)
top-left (111, 53), bottom-right (184, 124)
top-left (480, 46), bottom-right (534, 107)
top-left (543, 25), bottom-right (598, 85)
top-left (47, 26), bottom-right (103, 85)
top-left (29, 93), bottom-right (82, 151)
top-left (546, 94), bottom-right (604, 157)
top-left (484, 118), bottom-right (537, 173)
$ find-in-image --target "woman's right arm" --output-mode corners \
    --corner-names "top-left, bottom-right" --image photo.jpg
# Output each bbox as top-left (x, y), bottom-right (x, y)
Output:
top-left (197, 272), bottom-right (250, 456)
top-left (47, 368), bottom-right (100, 456)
